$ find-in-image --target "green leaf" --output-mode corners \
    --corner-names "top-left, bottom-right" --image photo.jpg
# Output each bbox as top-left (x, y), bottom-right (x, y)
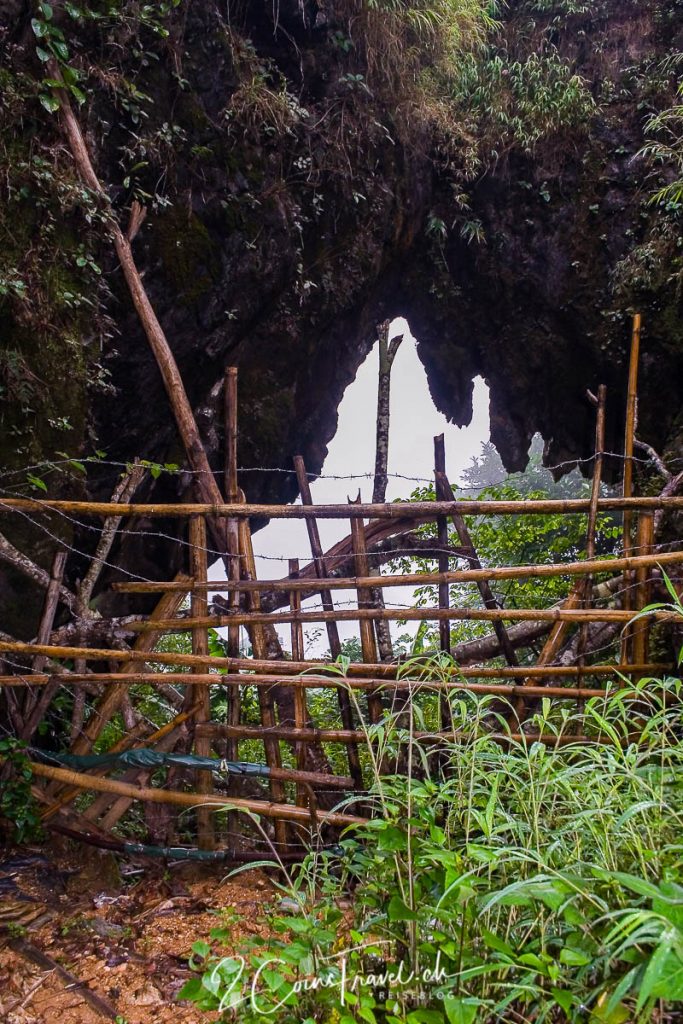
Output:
top-left (27, 473), bottom-right (48, 491)
top-left (549, 988), bottom-right (573, 1018)
top-left (177, 977), bottom-right (203, 1001)
top-left (191, 940), bottom-right (210, 959)
top-left (387, 895), bottom-right (418, 921)
top-left (481, 929), bottom-right (514, 958)
top-left (378, 826), bottom-right (408, 851)
top-left (36, 46), bottom-right (50, 61)
top-left (38, 93), bottom-right (60, 113)
top-left (31, 17), bottom-right (47, 36)
top-left (559, 947), bottom-right (591, 967)
top-left (69, 84), bottom-right (86, 105)
top-left (39, 2), bottom-right (53, 18)
top-left (443, 995), bottom-right (479, 1024)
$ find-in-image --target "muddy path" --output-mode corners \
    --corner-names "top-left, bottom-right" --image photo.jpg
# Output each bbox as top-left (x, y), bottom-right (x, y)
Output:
top-left (0, 845), bottom-right (275, 1024)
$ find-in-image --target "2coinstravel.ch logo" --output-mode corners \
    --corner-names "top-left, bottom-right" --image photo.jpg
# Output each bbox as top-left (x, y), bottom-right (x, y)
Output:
top-left (206, 942), bottom-right (453, 1016)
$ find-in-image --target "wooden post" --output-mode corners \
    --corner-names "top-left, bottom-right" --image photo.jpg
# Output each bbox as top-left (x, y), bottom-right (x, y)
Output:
top-left (294, 456), bottom-right (364, 790)
top-left (190, 514), bottom-right (215, 850)
top-left (632, 512), bottom-right (655, 668)
top-left (289, 559), bottom-right (308, 811)
top-left (621, 313), bottom-right (642, 662)
top-left (224, 367), bottom-right (239, 504)
top-left (577, 385), bottom-right (607, 667)
top-left (371, 322), bottom-right (402, 661)
top-left (434, 436), bottom-right (452, 729)
top-left (349, 495), bottom-right (382, 724)
top-left (223, 367), bottom-right (241, 811)
top-left (223, 366), bottom-right (241, 660)
top-left (238, 512), bottom-right (288, 849)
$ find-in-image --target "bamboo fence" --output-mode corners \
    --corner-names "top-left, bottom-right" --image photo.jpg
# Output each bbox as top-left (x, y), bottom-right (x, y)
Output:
top-left (1, 350), bottom-right (681, 859)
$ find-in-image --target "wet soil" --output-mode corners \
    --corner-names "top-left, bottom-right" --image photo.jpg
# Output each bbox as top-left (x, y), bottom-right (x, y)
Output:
top-left (0, 845), bottom-right (274, 1024)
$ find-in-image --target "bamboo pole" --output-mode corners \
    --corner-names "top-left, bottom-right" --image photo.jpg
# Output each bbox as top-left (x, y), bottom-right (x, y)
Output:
top-left (621, 313), bottom-right (642, 662)
top-left (189, 514), bottom-right (215, 850)
top-left (0, 664), bottom-right (669, 688)
top-left (225, 368), bottom-right (239, 504)
top-left (622, 314), bottom-right (642, 566)
top-left (121, 606), bottom-right (674, 633)
top-left (370, 323), bottom-right (401, 662)
top-left (294, 457), bottom-right (363, 789)
top-left (3, 496), bottom-right (682, 518)
top-left (10, 758), bottom-right (366, 829)
top-left (434, 438), bottom-right (452, 657)
top-left (349, 496), bottom-right (382, 723)
top-left (194, 724), bottom-right (626, 749)
top-left (53, 74), bottom-right (231, 557)
top-left (75, 463), bottom-right (146, 617)
top-left (110, 550), bottom-right (683, 594)
top-left (1, 629), bottom-right (673, 671)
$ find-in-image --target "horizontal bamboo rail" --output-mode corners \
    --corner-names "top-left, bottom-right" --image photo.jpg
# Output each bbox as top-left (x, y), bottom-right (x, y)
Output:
top-left (0, 664), bottom-right (669, 689)
top-left (196, 723), bottom-right (616, 748)
top-left (4, 758), bottom-right (365, 828)
top-left (0, 642), bottom-right (672, 676)
top-left (125, 606), bottom-right (676, 633)
top-left (2, 497), bottom-right (682, 518)
top-left (111, 550), bottom-right (683, 594)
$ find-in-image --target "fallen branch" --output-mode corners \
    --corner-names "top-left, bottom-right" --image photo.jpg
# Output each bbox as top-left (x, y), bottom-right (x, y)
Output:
top-left (8, 937), bottom-right (119, 1021)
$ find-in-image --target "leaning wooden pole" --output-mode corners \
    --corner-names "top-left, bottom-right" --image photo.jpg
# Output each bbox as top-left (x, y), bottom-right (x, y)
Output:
top-left (294, 456), bottom-right (364, 790)
top-left (20, 549), bottom-right (68, 736)
top-left (68, 578), bottom-right (192, 758)
top-left (54, 74), bottom-right (229, 555)
top-left (434, 466), bottom-right (519, 667)
top-left (14, 758), bottom-right (366, 829)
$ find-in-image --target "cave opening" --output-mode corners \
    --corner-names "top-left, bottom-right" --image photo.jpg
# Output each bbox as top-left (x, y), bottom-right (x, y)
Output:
top-left (209, 318), bottom-right (492, 654)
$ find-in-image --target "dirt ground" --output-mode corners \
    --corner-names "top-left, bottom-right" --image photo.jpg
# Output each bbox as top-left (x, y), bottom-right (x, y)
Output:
top-left (0, 843), bottom-right (276, 1024)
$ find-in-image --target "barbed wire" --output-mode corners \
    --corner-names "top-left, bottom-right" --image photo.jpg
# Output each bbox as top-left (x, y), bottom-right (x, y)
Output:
top-left (1, 449), bottom-right (681, 492)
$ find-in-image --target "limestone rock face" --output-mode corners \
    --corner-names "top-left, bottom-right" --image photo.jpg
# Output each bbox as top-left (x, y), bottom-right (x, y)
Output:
top-left (0, 0), bottom-right (681, 629)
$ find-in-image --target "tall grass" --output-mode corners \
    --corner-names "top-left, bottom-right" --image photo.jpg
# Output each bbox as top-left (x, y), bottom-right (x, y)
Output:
top-left (180, 662), bottom-right (683, 1023)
